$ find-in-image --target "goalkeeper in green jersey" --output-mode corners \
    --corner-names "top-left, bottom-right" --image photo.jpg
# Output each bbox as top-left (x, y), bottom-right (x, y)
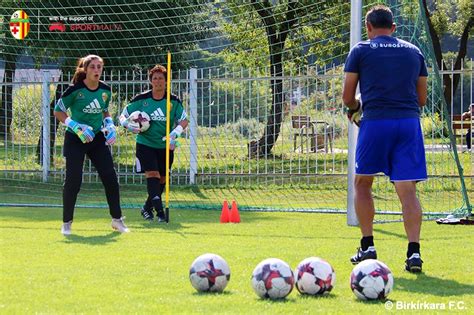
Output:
top-left (54, 54), bottom-right (129, 235)
top-left (120, 65), bottom-right (188, 222)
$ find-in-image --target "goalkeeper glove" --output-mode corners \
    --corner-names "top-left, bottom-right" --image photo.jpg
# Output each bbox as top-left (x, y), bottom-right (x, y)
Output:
top-left (347, 94), bottom-right (362, 127)
top-left (119, 115), bottom-right (141, 134)
top-left (162, 125), bottom-right (184, 150)
top-left (65, 117), bottom-right (94, 143)
top-left (102, 117), bottom-right (116, 145)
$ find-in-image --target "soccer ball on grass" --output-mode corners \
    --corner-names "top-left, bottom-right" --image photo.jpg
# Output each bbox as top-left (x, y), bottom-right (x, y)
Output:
top-left (294, 257), bottom-right (335, 295)
top-left (350, 259), bottom-right (393, 300)
top-left (189, 253), bottom-right (230, 292)
top-left (251, 258), bottom-right (294, 299)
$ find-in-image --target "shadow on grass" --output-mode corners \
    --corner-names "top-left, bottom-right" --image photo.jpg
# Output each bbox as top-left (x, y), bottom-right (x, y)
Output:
top-left (191, 290), bottom-right (234, 296)
top-left (297, 293), bottom-right (338, 300)
top-left (123, 208), bottom-right (294, 225)
top-left (0, 207), bottom-right (287, 225)
top-left (353, 298), bottom-right (388, 305)
top-left (373, 228), bottom-right (406, 239)
top-left (189, 186), bottom-right (210, 200)
top-left (61, 232), bottom-right (120, 245)
top-left (134, 220), bottom-right (188, 237)
top-left (396, 273), bottom-right (474, 296)
top-left (254, 297), bottom-right (297, 304)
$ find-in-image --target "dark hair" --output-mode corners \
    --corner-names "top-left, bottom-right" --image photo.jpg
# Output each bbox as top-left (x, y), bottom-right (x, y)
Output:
top-left (72, 55), bottom-right (104, 84)
top-left (148, 64), bottom-right (167, 82)
top-left (365, 5), bottom-right (393, 29)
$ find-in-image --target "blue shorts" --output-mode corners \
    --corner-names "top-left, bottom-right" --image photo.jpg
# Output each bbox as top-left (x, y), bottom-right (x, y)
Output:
top-left (355, 118), bottom-right (427, 182)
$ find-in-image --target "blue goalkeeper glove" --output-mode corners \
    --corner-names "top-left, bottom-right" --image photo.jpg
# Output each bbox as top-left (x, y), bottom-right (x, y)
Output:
top-left (162, 125), bottom-right (184, 150)
top-left (65, 117), bottom-right (94, 143)
top-left (102, 117), bottom-right (116, 145)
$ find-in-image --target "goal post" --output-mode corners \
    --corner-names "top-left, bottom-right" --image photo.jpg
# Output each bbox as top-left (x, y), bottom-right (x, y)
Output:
top-left (346, 0), bottom-right (362, 227)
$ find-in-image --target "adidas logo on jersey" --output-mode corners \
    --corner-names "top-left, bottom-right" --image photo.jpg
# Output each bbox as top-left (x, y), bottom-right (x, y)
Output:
top-left (150, 108), bottom-right (167, 121)
top-left (83, 99), bottom-right (102, 114)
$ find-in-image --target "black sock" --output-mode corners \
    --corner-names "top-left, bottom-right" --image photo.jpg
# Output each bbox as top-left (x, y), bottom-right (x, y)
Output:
top-left (146, 178), bottom-right (160, 198)
top-left (143, 196), bottom-right (153, 211)
top-left (156, 183), bottom-right (166, 215)
top-left (158, 183), bottom-right (165, 197)
top-left (361, 236), bottom-right (374, 251)
top-left (407, 242), bottom-right (420, 258)
top-left (146, 177), bottom-right (161, 214)
top-left (152, 196), bottom-right (163, 214)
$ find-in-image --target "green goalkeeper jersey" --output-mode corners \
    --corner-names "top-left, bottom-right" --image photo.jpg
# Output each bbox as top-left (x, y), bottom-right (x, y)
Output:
top-left (54, 81), bottom-right (111, 134)
top-left (123, 90), bottom-right (187, 149)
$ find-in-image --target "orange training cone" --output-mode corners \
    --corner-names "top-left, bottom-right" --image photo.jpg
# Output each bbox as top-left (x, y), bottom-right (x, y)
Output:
top-left (230, 200), bottom-right (241, 223)
top-left (220, 200), bottom-right (230, 223)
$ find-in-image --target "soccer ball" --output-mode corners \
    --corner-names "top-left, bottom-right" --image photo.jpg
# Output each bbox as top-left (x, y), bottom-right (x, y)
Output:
top-left (294, 257), bottom-right (335, 295)
top-left (128, 110), bottom-right (150, 132)
top-left (189, 253), bottom-right (230, 293)
top-left (251, 258), bottom-right (294, 299)
top-left (350, 259), bottom-right (394, 300)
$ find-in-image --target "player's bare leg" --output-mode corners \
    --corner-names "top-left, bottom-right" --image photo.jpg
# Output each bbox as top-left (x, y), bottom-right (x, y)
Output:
top-left (395, 181), bottom-right (422, 242)
top-left (394, 180), bottom-right (423, 272)
top-left (350, 175), bottom-right (377, 264)
top-left (354, 175), bottom-right (375, 236)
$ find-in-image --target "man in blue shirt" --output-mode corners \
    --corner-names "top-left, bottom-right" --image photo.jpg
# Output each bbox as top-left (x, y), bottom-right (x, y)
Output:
top-left (342, 4), bottom-right (428, 273)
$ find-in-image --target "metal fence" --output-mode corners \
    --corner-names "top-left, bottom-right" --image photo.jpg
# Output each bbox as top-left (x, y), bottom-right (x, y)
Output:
top-left (1, 63), bottom-right (473, 184)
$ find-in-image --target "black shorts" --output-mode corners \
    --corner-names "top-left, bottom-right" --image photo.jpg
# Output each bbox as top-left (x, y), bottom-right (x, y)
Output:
top-left (135, 143), bottom-right (174, 176)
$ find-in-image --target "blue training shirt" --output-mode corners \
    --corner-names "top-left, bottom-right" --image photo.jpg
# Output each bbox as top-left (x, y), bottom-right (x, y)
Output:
top-left (344, 35), bottom-right (428, 120)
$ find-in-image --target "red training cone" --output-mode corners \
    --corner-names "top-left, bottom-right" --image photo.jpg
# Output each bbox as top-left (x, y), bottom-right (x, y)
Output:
top-left (230, 200), bottom-right (241, 223)
top-left (220, 200), bottom-right (230, 223)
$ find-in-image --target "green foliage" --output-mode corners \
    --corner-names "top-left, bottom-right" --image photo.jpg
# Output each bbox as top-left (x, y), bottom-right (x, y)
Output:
top-left (10, 85), bottom-right (61, 143)
top-left (214, 0), bottom-right (350, 71)
top-left (429, 0), bottom-right (474, 37)
top-left (196, 118), bottom-right (264, 140)
top-left (230, 118), bottom-right (264, 139)
top-left (421, 112), bottom-right (446, 138)
top-left (11, 86), bottom-right (42, 141)
top-left (399, 0), bottom-right (473, 46)
top-left (199, 74), bottom-right (272, 127)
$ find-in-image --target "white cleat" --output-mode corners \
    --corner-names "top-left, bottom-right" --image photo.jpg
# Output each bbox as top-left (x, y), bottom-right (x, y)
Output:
top-left (61, 221), bottom-right (72, 235)
top-left (111, 217), bottom-right (130, 233)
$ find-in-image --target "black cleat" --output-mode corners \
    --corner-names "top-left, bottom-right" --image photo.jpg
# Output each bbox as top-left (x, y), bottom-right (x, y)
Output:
top-left (156, 210), bottom-right (166, 223)
top-left (140, 207), bottom-right (154, 221)
top-left (350, 246), bottom-right (377, 265)
top-left (405, 253), bottom-right (423, 273)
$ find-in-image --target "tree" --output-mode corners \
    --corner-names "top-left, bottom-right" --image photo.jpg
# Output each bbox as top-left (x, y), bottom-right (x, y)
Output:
top-left (419, 0), bottom-right (473, 110)
top-left (246, 0), bottom-right (299, 157)
top-left (216, 0), bottom-right (349, 157)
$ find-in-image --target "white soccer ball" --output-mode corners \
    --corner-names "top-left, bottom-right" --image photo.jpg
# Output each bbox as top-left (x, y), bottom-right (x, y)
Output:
top-left (350, 259), bottom-right (394, 300)
top-left (294, 257), bottom-right (335, 295)
top-left (189, 253), bottom-right (230, 293)
top-left (128, 110), bottom-right (150, 132)
top-left (251, 258), bottom-right (294, 299)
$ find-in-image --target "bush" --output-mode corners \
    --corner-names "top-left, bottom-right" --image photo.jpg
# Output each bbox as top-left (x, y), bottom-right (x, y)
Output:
top-left (230, 118), bottom-right (264, 139)
top-left (12, 85), bottom-right (44, 143)
top-left (421, 112), bottom-right (446, 138)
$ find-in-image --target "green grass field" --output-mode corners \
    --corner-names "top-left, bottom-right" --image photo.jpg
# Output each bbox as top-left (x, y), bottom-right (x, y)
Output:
top-left (1, 207), bottom-right (473, 314)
